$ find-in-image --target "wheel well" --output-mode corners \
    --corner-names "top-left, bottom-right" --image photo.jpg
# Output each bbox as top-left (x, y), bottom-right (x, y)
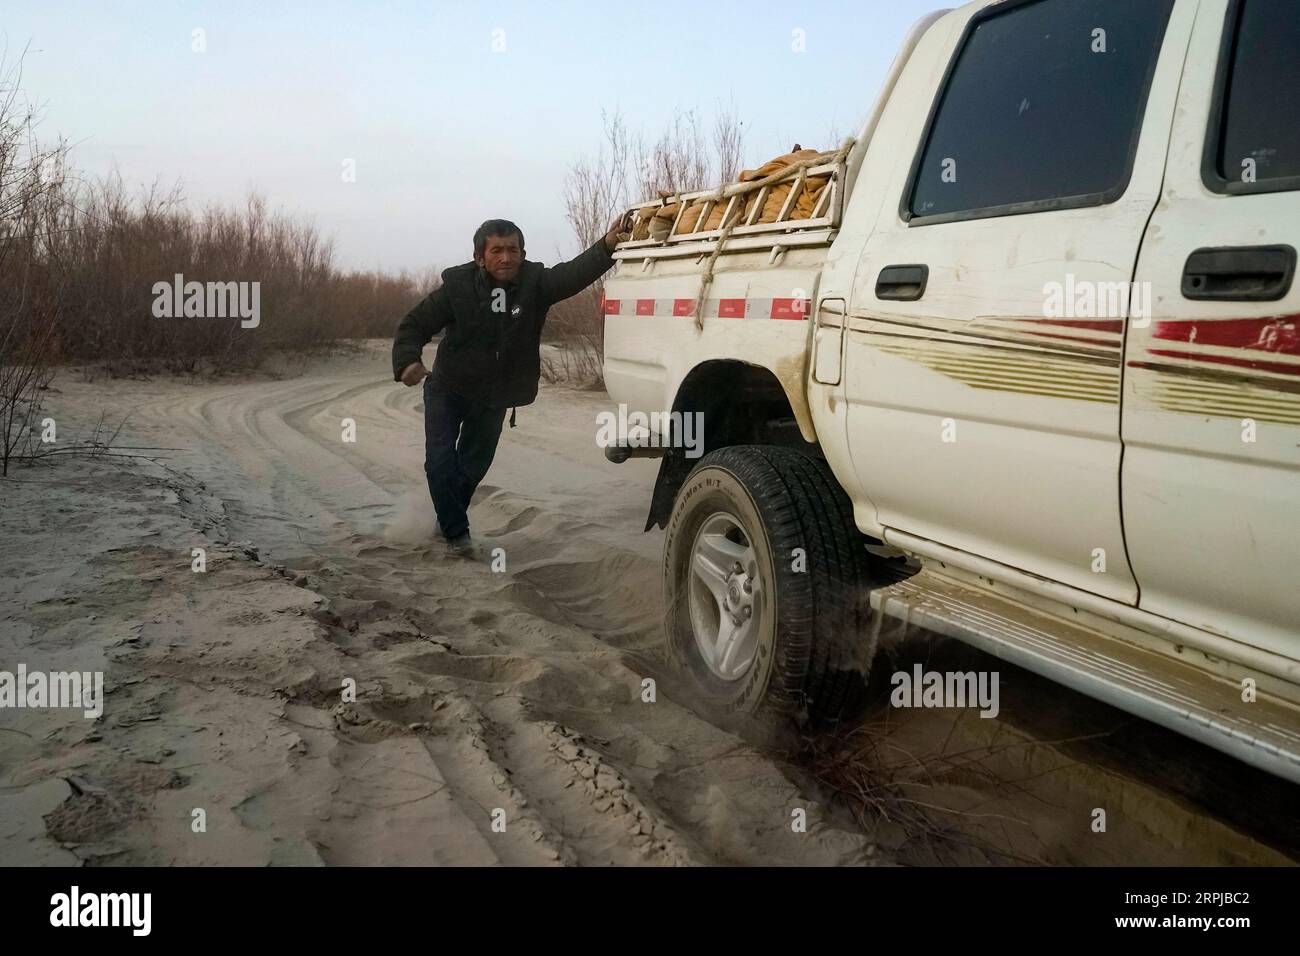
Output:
top-left (643, 361), bottom-right (822, 532)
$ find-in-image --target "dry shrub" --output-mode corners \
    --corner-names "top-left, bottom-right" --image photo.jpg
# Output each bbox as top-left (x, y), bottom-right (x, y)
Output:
top-left (553, 105), bottom-right (746, 391)
top-left (30, 178), bottom-right (427, 375)
top-left (541, 290), bottom-right (604, 388)
top-left (802, 718), bottom-right (1053, 865)
top-left (0, 48), bottom-right (428, 390)
top-left (0, 50), bottom-right (64, 474)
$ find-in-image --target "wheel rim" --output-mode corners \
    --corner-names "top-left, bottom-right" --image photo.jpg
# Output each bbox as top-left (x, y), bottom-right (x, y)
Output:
top-left (687, 511), bottom-right (764, 682)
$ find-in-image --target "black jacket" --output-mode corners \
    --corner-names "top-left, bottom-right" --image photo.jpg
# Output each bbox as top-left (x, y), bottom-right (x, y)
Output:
top-left (392, 236), bottom-right (615, 413)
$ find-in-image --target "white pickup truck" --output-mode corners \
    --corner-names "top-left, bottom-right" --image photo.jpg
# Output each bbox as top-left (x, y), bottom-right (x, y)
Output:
top-left (601, 0), bottom-right (1300, 783)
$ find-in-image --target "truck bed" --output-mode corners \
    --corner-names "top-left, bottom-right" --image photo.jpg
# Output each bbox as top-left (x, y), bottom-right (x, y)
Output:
top-left (603, 151), bottom-right (852, 444)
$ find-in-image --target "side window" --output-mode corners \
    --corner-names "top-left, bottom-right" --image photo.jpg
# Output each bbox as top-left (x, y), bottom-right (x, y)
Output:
top-left (1207, 0), bottom-right (1300, 193)
top-left (906, 0), bottom-right (1174, 224)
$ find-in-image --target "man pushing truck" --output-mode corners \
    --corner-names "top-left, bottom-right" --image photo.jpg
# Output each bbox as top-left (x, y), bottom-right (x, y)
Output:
top-left (393, 214), bottom-right (630, 554)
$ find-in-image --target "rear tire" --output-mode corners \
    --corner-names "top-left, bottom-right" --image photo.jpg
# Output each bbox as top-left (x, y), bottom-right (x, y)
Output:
top-left (662, 445), bottom-right (882, 727)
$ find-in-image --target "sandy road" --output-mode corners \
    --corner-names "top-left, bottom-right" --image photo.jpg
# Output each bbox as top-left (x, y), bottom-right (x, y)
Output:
top-left (1, 342), bottom-right (1294, 866)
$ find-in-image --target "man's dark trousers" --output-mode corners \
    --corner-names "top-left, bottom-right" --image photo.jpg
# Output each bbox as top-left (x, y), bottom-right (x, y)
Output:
top-left (423, 378), bottom-right (506, 540)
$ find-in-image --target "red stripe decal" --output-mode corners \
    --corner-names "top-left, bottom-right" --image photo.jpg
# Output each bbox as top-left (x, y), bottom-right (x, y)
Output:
top-left (603, 298), bottom-right (620, 316)
top-left (1146, 348), bottom-right (1300, 376)
top-left (771, 298), bottom-right (811, 320)
top-left (673, 299), bottom-right (695, 316)
top-left (1152, 316), bottom-right (1300, 355)
top-left (718, 298), bottom-right (746, 318)
top-left (636, 299), bottom-right (655, 316)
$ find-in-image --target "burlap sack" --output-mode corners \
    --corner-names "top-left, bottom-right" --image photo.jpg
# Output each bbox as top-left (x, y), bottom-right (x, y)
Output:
top-left (738, 148), bottom-right (828, 224)
top-left (632, 204), bottom-right (657, 240)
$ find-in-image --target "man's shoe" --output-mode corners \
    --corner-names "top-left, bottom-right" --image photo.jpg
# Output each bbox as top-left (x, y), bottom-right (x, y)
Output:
top-left (445, 532), bottom-right (475, 557)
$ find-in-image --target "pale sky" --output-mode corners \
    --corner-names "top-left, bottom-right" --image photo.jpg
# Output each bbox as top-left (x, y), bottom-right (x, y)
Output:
top-left (4, 0), bottom-right (948, 275)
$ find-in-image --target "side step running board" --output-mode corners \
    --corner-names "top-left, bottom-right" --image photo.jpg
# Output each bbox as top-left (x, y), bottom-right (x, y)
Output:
top-left (869, 569), bottom-right (1300, 785)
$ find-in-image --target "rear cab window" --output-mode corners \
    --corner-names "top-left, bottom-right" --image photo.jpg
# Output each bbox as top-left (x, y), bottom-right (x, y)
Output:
top-left (1204, 0), bottom-right (1300, 194)
top-left (905, 0), bottom-right (1176, 225)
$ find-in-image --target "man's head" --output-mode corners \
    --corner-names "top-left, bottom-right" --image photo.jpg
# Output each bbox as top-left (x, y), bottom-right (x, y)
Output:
top-left (473, 219), bottom-right (525, 284)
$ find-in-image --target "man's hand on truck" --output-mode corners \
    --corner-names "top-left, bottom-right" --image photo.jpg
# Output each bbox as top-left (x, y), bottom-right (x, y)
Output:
top-left (604, 212), bottom-right (633, 252)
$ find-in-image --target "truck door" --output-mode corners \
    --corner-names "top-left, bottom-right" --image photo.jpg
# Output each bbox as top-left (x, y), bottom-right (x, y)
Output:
top-left (1124, 0), bottom-right (1300, 658)
top-left (840, 0), bottom-right (1192, 601)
